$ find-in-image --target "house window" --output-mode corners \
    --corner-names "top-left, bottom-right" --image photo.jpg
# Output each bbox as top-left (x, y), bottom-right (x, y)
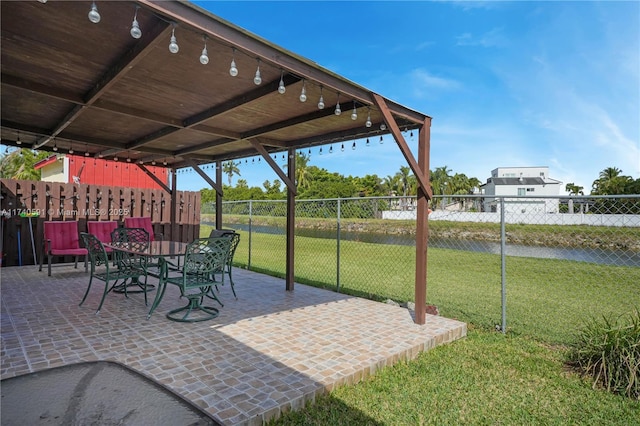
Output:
top-left (518, 188), bottom-right (526, 196)
top-left (527, 188), bottom-right (535, 192)
top-left (540, 172), bottom-right (545, 178)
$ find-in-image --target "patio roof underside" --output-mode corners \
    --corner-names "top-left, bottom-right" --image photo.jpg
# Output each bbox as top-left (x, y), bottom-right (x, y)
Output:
top-left (1, 0), bottom-right (430, 172)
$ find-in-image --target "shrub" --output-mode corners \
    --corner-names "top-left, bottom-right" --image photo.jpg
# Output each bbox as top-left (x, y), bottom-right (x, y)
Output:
top-left (568, 309), bottom-right (639, 399)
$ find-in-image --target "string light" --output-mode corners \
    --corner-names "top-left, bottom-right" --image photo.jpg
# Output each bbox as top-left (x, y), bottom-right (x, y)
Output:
top-left (253, 58), bottom-right (262, 85)
top-left (16, 131), bottom-right (21, 145)
top-left (366, 138), bottom-right (370, 147)
top-left (318, 86), bottom-right (325, 109)
top-left (379, 135), bottom-right (384, 144)
top-left (299, 80), bottom-right (307, 102)
top-left (229, 48), bottom-right (238, 76)
top-left (329, 145), bottom-right (333, 154)
top-left (334, 93), bottom-right (341, 115)
top-left (319, 147), bottom-right (323, 155)
top-left (199, 35), bottom-right (209, 65)
top-left (278, 70), bottom-right (286, 94)
top-left (380, 123), bottom-right (387, 131)
top-left (366, 107), bottom-right (372, 127)
top-left (88, 2), bottom-right (100, 24)
top-left (352, 142), bottom-right (356, 150)
top-left (168, 26), bottom-right (179, 54)
top-left (351, 102), bottom-right (358, 120)
top-left (341, 143), bottom-right (344, 152)
top-left (52, 140), bottom-right (58, 152)
top-left (130, 6), bottom-right (142, 39)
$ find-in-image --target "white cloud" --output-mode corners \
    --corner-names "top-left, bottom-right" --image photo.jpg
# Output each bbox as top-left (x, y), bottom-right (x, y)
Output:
top-left (456, 27), bottom-right (508, 48)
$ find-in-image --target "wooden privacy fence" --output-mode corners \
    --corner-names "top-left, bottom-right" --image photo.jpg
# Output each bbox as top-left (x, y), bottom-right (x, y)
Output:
top-left (0, 179), bottom-right (201, 267)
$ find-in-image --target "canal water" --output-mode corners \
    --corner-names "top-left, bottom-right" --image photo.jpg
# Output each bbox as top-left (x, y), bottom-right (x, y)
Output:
top-left (205, 223), bottom-right (640, 267)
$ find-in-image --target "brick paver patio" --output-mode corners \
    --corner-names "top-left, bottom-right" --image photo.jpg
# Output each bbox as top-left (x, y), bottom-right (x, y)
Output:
top-left (1, 264), bottom-right (466, 425)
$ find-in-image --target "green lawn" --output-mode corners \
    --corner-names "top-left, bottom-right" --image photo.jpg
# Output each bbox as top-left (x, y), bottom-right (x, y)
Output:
top-left (201, 225), bottom-right (640, 423)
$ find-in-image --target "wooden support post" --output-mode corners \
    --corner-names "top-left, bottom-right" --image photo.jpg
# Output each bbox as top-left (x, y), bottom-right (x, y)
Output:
top-left (286, 147), bottom-right (295, 291)
top-left (215, 160), bottom-right (223, 230)
top-left (414, 118), bottom-right (432, 325)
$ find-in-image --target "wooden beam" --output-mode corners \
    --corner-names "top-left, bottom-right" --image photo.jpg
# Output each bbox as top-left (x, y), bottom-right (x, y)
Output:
top-left (371, 93), bottom-right (433, 199)
top-left (34, 22), bottom-right (172, 150)
top-left (138, 164), bottom-right (171, 193)
top-left (185, 159), bottom-right (223, 196)
top-left (414, 118), bottom-right (432, 325)
top-left (249, 139), bottom-right (297, 195)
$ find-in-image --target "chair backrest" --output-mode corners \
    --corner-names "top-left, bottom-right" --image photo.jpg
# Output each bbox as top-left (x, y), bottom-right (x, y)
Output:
top-left (80, 232), bottom-right (109, 267)
top-left (44, 221), bottom-right (81, 250)
top-left (183, 237), bottom-right (230, 276)
top-left (111, 227), bottom-right (149, 251)
top-left (87, 221), bottom-right (118, 244)
top-left (124, 217), bottom-right (156, 241)
top-left (209, 229), bottom-right (236, 238)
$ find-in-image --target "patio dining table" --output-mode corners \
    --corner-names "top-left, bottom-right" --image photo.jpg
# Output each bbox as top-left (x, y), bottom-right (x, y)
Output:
top-left (104, 240), bottom-right (189, 318)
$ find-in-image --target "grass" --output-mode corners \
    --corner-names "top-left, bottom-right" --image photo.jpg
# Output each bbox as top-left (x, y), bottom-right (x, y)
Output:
top-left (200, 224), bottom-right (640, 423)
top-left (269, 328), bottom-right (640, 425)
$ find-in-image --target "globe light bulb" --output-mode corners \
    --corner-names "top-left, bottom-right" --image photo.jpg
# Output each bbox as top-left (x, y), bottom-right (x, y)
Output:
top-left (130, 19), bottom-right (142, 39)
top-left (366, 111), bottom-right (372, 128)
top-left (318, 95), bottom-right (325, 110)
top-left (335, 102), bottom-right (341, 116)
top-left (229, 59), bottom-right (238, 76)
top-left (351, 105), bottom-right (358, 120)
top-left (380, 123), bottom-right (387, 131)
top-left (254, 69), bottom-right (262, 85)
top-left (88, 2), bottom-right (100, 24)
top-left (278, 74), bottom-right (286, 94)
top-left (168, 29), bottom-right (179, 54)
top-left (200, 46), bottom-right (209, 65)
top-left (299, 85), bottom-right (307, 102)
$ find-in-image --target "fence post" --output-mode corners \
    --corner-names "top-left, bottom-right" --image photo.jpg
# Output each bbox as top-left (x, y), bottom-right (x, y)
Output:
top-left (248, 200), bottom-right (252, 270)
top-left (336, 198), bottom-right (341, 292)
top-left (500, 197), bottom-right (507, 334)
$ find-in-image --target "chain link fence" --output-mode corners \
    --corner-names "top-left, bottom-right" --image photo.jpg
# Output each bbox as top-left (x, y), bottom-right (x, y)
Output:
top-left (201, 195), bottom-right (640, 342)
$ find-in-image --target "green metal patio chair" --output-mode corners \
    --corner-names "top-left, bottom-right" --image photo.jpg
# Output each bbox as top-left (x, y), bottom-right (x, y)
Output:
top-left (79, 232), bottom-right (148, 314)
top-left (157, 237), bottom-right (230, 322)
top-left (110, 227), bottom-right (155, 294)
top-left (207, 231), bottom-right (241, 299)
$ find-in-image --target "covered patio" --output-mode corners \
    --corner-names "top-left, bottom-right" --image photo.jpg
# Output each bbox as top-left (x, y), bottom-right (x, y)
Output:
top-left (1, 264), bottom-right (466, 425)
top-left (1, 0), bottom-right (434, 324)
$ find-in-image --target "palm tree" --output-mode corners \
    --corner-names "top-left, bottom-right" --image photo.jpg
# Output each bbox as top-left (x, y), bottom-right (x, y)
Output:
top-left (382, 174), bottom-right (399, 196)
top-left (592, 167), bottom-right (630, 195)
top-left (295, 152), bottom-right (311, 190)
top-left (222, 161), bottom-right (241, 186)
top-left (430, 166), bottom-right (451, 209)
top-left (0, 149), bottom-right (49, 180)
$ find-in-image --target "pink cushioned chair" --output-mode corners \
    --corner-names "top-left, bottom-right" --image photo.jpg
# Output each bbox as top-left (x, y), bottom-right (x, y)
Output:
top-left (124, 217), bottom-right (162, 241)
top-left (39, 221), bottom-right (88, 276)
top-left (87, 221), bottom-right (119, 253)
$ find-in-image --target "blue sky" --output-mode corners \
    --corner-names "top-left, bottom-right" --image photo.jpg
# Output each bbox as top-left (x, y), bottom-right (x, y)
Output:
top-left (178, 1), bottom-right (640, 194)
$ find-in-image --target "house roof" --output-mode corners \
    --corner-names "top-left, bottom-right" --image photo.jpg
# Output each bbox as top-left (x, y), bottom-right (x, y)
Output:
top-left (482, 177), bottom-right (554, 186)
top-left (33, 155), bottom-right (60, 170)
top-left (1, 1), bottom-right (430, 172)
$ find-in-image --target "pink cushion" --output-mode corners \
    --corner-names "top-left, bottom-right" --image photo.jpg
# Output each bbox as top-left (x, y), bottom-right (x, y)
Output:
top-left (124, 217), bottom-right (155, 241)
top-left (87, 221), bottom-right (118, 243)
top-left (44, 221), bottom-right (82, 252)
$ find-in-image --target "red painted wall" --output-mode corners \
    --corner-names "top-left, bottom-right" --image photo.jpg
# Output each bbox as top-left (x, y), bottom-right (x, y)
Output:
top-left (67, 155), bottom-right (168, 189)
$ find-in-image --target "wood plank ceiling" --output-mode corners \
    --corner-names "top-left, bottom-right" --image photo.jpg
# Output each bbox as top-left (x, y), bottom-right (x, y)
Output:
top-left (1, 0), bottom-right (430, 171)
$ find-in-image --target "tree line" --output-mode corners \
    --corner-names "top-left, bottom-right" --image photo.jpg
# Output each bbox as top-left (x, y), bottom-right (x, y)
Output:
top-left (1, 149), bottom-right (637, 201)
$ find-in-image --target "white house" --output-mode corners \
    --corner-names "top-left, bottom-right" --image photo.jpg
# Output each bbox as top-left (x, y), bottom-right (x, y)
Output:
top-left (480, 166), bottom-right (562, 213)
